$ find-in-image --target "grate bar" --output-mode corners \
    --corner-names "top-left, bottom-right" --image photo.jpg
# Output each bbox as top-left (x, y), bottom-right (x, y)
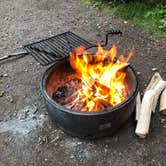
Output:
top-left (63, 35), bottom-right (88, 48)
top-left (40, 41), bottom-right (65, 60)
top-left (27, 47), bottom-right (48, 65)
top-left (29, 45), bottom-right (52, 63)
top-left (46, 39), bottom-right (69, 56)
top-left (51, 37), bottom-right (71, 52)
top-left (35, 41), bottom-right (65, 64)
top-left (35, 43), bottom-right (56, 61)
top-left (24, 31), bottom-right (94, 65)
top-left (60, 36), bottom-right (81, 48)
top-left (67, 32), bottom-right (93, 47)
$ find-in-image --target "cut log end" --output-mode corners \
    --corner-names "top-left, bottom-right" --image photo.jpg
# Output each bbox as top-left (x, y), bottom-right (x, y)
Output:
top-left (145, 72), bottom-right (162, 92)
top-left (135, 133), bottom-right (147, 139)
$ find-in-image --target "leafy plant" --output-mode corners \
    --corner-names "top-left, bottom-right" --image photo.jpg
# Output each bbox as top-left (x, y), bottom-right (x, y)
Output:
top-left (84, 0), bottom-right (166, 38)
top-left (93, 1), bottom-right (106, 9)
top-left (145, 7), bottom-right (166, 31)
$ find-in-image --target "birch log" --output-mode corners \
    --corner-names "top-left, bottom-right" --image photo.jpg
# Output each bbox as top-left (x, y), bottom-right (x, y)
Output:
top-left (145, 72), bottom-right (161, 92)
top-left (152, 80), bottom-right (166, 113)
top-left (135, 72), bottom-right (162, 121)
top-left (135, 90), bottom-right (155, 138)
top-left (160, 88), bottom-right (166, 115)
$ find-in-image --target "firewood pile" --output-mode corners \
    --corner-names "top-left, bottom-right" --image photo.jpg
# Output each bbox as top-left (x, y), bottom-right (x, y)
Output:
top-left (135, 72), bottom-right (166, 138)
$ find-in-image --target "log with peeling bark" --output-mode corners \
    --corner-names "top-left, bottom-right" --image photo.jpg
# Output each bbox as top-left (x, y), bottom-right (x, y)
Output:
top-left (145, 72), bottom-right (162, 92)
top-left (135, 72), bottom-right (162, 121)
top-left (135, 72), bottom-right (166, 138)
top-left (152, 80), bottom-right (166, 113)
top-left (159, 88), bottom-right (166, 115)
top-left (135, 90), bottom-right (155, 138)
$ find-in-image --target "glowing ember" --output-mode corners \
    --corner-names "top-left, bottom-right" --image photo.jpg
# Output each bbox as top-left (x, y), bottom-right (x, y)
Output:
top-left (69, 44), bottom-right (133, 112)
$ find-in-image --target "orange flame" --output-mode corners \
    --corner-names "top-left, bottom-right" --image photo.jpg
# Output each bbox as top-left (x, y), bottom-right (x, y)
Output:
top-left (69, 44), bottom-right (133, 112)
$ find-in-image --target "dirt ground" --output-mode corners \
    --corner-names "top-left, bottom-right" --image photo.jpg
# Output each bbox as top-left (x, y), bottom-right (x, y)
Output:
top-left (0, 0), bottom-right (166, 166)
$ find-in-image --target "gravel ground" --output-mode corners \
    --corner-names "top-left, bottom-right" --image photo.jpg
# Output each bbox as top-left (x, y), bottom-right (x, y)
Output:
top-left (0, 0), bottom-right (166, 166)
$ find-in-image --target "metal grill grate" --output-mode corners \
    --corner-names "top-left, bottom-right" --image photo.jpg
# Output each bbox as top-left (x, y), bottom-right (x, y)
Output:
top-left (24, 31), bottom-right (94, 66)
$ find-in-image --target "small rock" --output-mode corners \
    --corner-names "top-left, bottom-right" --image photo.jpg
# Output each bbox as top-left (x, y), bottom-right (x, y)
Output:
top-left (4, 17), bottom-right (9, 21)
top-left (77, 142), bottom-right (82, 145)
top-left (152, 68), bottom-right (158, 72)
top-left (0, 91), bottom-right (5, 97)
top-left (137, 72), bottom-right (141, 76)
top-left (6, 95), bottom-right (13, 103)
top-left (3, 74), bottom-right (8, 77)
top-left (70, 155), bottom-right (75, 159)
top-left (104, 148), bottom-right (108, 153)
top-left (6, 85), bottom-right (10, 88)
top-left (25, 69), bottom-right (28, 72)
top-left (124, 21), bottom-right (128, 24)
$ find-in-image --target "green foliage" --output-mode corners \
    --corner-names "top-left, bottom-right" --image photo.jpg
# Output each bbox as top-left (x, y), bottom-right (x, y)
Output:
top-left (145, 7), bottom-right (166, 30)
top-left (93, 1), bottom-right (106, 9)
top-left (84, 0), bottom-right (166, 38)
top-left (114, 2), bottom-right (166, 37)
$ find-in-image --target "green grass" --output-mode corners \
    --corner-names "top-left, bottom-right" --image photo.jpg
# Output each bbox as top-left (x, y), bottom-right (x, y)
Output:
top-left (83, 0), bottom-right (166, 38)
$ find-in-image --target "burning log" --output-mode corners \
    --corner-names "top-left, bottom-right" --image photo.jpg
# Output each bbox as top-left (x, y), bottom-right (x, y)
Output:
top-left (159, 88), bottom-right (166, 115)
top-left (63, 102), bottom-right (76, 110)
top-left (135, 72), bottom-right (166, 138)
top-left (63, 101), bottom-right (86, 111)
top-left (60, 90), bottom-right (80, 105)
top-left (72, 102), bottom-right (86, 112)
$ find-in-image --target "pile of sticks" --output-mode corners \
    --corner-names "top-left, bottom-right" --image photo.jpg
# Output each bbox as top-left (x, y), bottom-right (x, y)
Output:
top-left (135, 72), bottom-right (166, 138)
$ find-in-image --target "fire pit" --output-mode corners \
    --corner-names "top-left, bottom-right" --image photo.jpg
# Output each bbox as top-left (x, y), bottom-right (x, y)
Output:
top-left (40, 45), bottom-right (139, 138)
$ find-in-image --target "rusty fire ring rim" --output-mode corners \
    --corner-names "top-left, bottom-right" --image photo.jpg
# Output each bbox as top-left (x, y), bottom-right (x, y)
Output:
top-left (40, 58), bottom-right (139, 116)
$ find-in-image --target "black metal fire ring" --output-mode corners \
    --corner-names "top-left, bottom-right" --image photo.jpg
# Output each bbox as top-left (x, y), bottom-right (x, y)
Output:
top-left (40, 59), bottom-right (139, 116)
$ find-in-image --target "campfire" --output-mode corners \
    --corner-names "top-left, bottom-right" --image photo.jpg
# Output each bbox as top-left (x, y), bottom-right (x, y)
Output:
top-left (41, 37), bottom-right (138, 137)
top-left (2, 29), bottom-right (165, 138)
top-left (52, 44), bottom-right (133, 112)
